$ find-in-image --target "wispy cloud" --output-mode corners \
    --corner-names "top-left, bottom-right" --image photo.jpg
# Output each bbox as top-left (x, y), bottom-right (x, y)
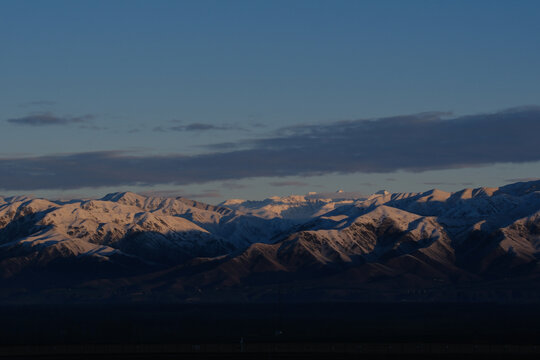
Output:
top-left (423, 181), bottom-right (476, 187)
top-left (0, 107), bottom-right (539, 190)
top-left (171, 123), bottom-right (237, 132)
top-left (423, 182), bottom-right (457, 186)
top-left (155, 122), bottom-right (245, 133)
top-left (19, 100), bottom-right (56, 108)
top-left (269, 181), bottom-right (309, 187)
top-left (6, 112), bottom-right (95, 127)
top-left (186, 190), bottom-right (222, 198)
top-left (201, 142), bottom-right (242, 150)
top-left (359, 182), bottom-right (375, 187)
top-left (504, 177), bottom-right (540, 183)
top-left (222, 182), bottom-right (248, 190)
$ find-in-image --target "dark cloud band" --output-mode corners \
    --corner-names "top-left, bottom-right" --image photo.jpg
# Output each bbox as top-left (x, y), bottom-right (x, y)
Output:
top-left (6, 113), bottom-right (95, 126)
top-left (0, 107), bottom-right (539, 190)
top-left (155, 122), bottom-right (244, 132)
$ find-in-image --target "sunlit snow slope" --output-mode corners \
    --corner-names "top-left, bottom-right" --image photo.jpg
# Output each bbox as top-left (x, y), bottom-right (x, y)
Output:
top-left (0, 181), bottom-right (539, 302)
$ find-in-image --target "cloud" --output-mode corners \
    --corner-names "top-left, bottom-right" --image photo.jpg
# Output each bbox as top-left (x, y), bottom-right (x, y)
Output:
top-left (423, 181), bottom-right (476, 187)
top-left (249, 122), bottom-right (267, 128)
top-left (221, 182), bottom-right (248, 190)
top-left (504, 177), bottom-right (540, 183)
top-left (201, 142), bottom-right (241, 150)
top-left (185, 190), bottom-right (222, 198)
top-left (171, 123), bottom-right (229, 131)
top-left (19, 100), bottom-right (56, 108)
top-left (152, 126), bottom-right (166, 132)
top-left (359, 182), bottom-right (375, 187)
top-left (78, 124), bottom-right (108, 130)
top-left (155, 122), bottom-right (245, 133)
top-left (269, 181), bottom-right (309, 187)
top-left (6, 112), bottom-right (95, 127)
top-left (423, 182), bottom-right (457, 186)
top-left (0, 107), bottom-right (539, 190)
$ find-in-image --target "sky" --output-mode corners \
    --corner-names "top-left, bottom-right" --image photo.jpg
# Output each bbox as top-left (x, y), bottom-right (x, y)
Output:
top-left (1, 0), bottom-right (540, 203)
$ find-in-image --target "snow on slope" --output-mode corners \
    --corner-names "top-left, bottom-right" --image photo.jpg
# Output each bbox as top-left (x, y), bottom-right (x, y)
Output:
top-left (499, 210), bottom-right (540, 261)
top-left (158, 204), bottom-right (464, 291)
top-left (0, 181), bottom-right (539, 299)
top-left (0, 195), bottom-right (237, 277)
top-left (100, 192), bottom-right (295, 247)
top-left (209, 181), bottom-right (540, 282)
top-left (241, 205), bottom-right (453, 269)
top-left (220, 193), bottom-right (359, 221)
top-left (0, 191), bottom-right (318, 278)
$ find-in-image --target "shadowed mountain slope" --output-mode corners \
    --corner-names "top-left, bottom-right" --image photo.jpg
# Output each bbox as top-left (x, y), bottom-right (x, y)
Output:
top-left (0, 181), bottom-right (539, 303)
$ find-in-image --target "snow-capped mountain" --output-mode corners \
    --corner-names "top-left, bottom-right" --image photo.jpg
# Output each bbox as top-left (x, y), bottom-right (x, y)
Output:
top-left (0, 180), bottom-right (539, 303)
top-left (0, 192), bottom-right (300, 280)
top-left (220, 193), bottom-right (361, 221)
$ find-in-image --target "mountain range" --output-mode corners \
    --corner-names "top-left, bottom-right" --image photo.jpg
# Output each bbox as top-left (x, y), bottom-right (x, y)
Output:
top-left (1, 180), bottom-right (539, 303)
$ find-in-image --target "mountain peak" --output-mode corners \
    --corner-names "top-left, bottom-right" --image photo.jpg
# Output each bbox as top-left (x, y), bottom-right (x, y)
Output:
top-left (221, 198), bottom-right (246, 206)
top-left (499, 179), bottom-right (540, 196)
top-left (1, 180), bottom-right (540, 303)
top-left (101, 191), bottom-right (147, 206)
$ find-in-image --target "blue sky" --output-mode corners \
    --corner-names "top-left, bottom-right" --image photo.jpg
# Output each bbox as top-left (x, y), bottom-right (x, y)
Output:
top-left (1, 0), bottom-right (539, 202)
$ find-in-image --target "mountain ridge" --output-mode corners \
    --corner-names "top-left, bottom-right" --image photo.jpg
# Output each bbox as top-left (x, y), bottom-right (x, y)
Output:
top-left (0, 180), bottom-right (539, 303)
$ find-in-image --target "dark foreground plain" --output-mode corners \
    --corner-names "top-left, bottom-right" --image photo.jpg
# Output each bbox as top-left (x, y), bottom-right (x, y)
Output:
top-left (0, 302), bottom-right (539, 359)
